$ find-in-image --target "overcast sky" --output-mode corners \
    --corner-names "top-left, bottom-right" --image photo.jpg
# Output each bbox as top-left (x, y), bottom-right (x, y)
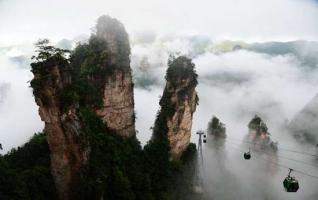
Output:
top-left (1, 0), bottom-right (318, 45)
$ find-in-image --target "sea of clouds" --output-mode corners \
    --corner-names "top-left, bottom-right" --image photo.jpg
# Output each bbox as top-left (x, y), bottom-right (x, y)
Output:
top-left (1, 34), bottom-right (318, 199)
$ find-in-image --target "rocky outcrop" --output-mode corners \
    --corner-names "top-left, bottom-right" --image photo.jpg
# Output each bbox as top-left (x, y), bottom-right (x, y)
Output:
top-left (31, 62), bottom-right (89, 200)
top-left (96, 69), bottom-right (135, 137)
top-left (246, 115), bottom-right (277, 151)
top-left (95, 15), bottom-right (135, 138)
top-left (207, 116), bottom-right (226, 137)
top-left (166, 85), bottom-right (197, 160)
top-left (30, 15), bottom-right (135, 199)
top-left (156, 56), bottom-right (198, 160)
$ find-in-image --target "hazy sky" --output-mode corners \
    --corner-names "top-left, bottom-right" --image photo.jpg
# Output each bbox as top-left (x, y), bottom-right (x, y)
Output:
top-left (1, 0), bottom-right (318, 45)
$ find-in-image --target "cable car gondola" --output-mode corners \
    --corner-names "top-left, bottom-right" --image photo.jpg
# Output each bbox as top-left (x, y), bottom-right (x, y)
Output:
top-left (283, 168), bottom-right (299, 192)
top-left (244, 148), bottom-right (251, 160)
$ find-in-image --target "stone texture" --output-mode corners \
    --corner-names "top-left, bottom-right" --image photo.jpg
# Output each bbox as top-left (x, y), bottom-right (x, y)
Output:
top-left (96, 69), bottom-right (135, 137)
top-left (167, 89), bottom-right (197, 160)
top-left (33, 64), bottom-right (89, 200)
top-left (94, 15), bottom-right (135, 138)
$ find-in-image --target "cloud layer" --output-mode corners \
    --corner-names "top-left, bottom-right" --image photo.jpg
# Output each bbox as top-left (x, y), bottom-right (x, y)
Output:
top-left (0, 49), bottom-right (43, 153)
top-left (1, 0), bottom-right (318, 45)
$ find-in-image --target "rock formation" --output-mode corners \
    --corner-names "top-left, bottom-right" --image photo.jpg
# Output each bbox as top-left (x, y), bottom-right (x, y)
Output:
top-left (94, 16), bottom-right (135, 138)
top-left (30, 15), bottom-right (135, 199)
top-left (207, 116), bottom-right (226, 138)
top-left (154, 56), bottom-right (198, 160)
top-left (31, 56), bottom-right (88, 200)
top-left (246, 115), bottom-right (277, 151)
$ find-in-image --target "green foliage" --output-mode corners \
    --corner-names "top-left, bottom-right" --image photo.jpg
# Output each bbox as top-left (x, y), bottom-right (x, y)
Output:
top-left (207, 116), bottom-right (226, 137)
top-left (144, 139), bottom-right (171, 199)
top-left (248, 115), bottom-right (268, 133)
top-left (77, 109), bottom-right (153, 200)
top-left (166, 55), bottom-right (198, 89)
top-left (58, 85), bottom-right (79, 111)
top-left (30, 39), bottom-right (70, 101)
top-left (248, 115), bottom-right (262, 129)
top-left (67, 37), bottom-right (114, 108)
top-left (95, 15), bottom-right (131, 68)
top-left (173, 143), bottom-right (198, 200)
top-left (30, 39), bottom-right (70, 77)
top-left (144, 141), bottom-right (198, 200)
top-left (71, 37), bottom-right (112, 78)
top-left (25, 23), bottom-right (198, 200)
top-left (31, 39), bottom-right (70, 63)
top-left (0, 133), bottom-right (57, 200)
top-left (74, 108), bottom-right (198, 200)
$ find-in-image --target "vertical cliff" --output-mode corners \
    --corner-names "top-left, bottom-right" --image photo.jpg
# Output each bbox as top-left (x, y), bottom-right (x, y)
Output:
top-left (153, 56), bottom-right (198, 160)
top-left (94, 16), bottom-right (135, 138)
top-left (30, 48), bottom-right (89, 199)
top-left (30, 15), bottom-right (136, 199)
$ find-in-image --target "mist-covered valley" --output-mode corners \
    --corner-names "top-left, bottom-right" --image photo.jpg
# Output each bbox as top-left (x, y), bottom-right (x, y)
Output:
top-left (133, 37), bottom-right (318, 199)
top-left (1, 35), bottom-right (318, 199)
top-left (2, 0), bottom-right (318, 199)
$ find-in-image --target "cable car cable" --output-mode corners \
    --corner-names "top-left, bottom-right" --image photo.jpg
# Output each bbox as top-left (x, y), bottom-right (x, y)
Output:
top-left (225, 140), bottom-right (318, 169)
top-left (223, 136), bottom-right (318, 158)
top-left (224, 142), bottom-right (318, 181)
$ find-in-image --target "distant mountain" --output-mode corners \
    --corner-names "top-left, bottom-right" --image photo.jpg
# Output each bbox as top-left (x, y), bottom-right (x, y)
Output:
top-left (251, 41), bottom-right (318, 68)
top-left (289, 94), bottom-right (318, 144)
top-left (207, 40), bottom-right (318, 68)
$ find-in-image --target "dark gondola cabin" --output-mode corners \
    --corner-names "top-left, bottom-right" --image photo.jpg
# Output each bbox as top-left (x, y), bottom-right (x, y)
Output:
top-left (283, 177), bottom-right (299, 192)
top-left (244, 152), bottom-right (251, 160)
top-left (283, 176), bottom-right (299, 192)
top-left (203, 139), bottom-right (207, 143)
top-left (283, 169), bottom-right (299, 192)
top-left (244, 148), bottom-right (251, 160)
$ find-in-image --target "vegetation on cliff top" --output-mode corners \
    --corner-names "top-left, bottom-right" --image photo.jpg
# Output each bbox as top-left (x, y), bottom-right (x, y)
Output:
top-left (207, 116), bottom-right (226, 137)
top-left (166, 55), bottom-right (198, 89)
top-left (248, 115), bottom-right (268, 134)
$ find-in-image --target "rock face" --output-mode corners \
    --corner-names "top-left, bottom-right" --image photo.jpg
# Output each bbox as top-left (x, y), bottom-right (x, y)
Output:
top-left (31, 63), bottom-right (89, 200)
top-left (95, 15), bottom-right (135, 138)
top-left (157, 56), bottom-right (198, 160)
top-left (166, 86), bottom-right (197, 160)
top-left (30, 15), bottom-right (135, 199)
top-left (96, 70), bottom-right (135, 137)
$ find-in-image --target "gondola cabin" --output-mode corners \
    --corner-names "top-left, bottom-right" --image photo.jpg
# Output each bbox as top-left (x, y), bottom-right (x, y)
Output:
top-left (283, 176), bottom-right (299, 192)
top-left (244, 152), bottom-right (251, 160)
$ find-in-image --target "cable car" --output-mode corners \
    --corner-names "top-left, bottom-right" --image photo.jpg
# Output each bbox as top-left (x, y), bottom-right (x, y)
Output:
top-left (283, 169), bottom-right (299, 192)
top-left (244, 148), bottom-right (251, 160)
top-left (203, 139), bottom-right (207, 143)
